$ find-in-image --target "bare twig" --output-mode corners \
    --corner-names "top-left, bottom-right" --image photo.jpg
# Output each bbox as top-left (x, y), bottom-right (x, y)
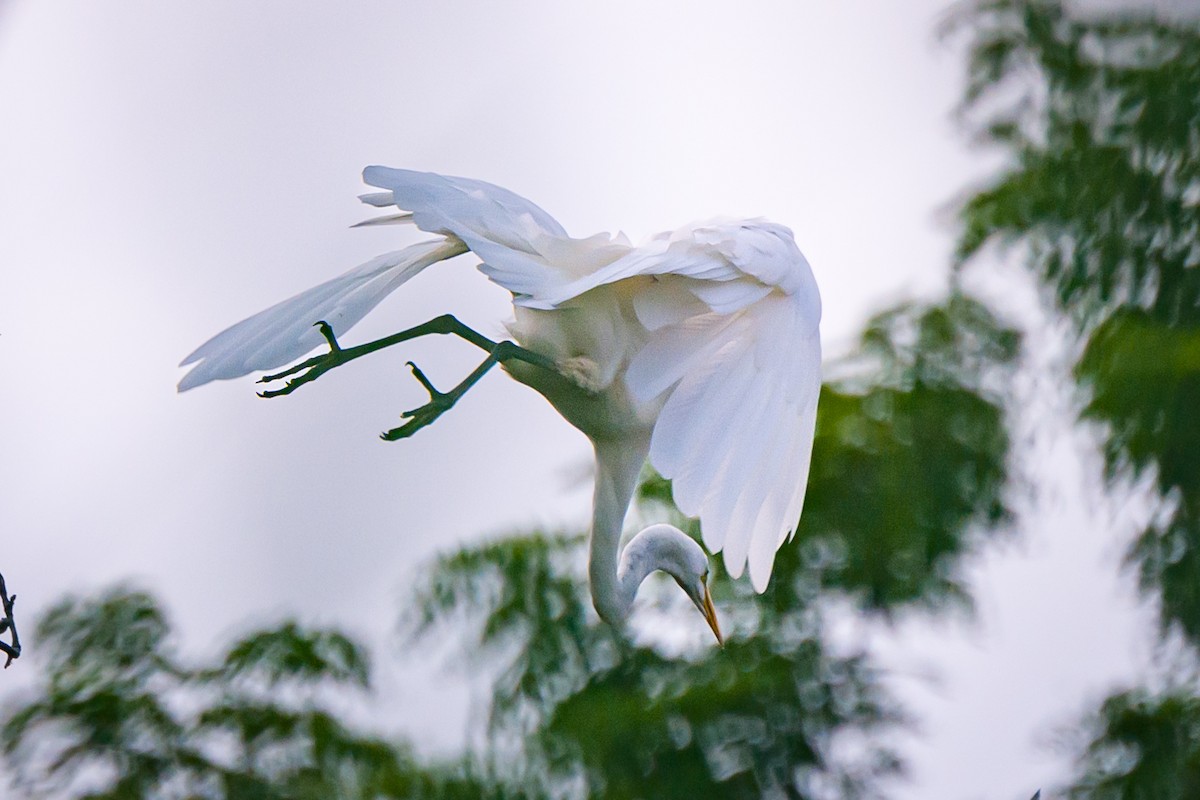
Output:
top-left (0, 571), bottom-right (21, 667)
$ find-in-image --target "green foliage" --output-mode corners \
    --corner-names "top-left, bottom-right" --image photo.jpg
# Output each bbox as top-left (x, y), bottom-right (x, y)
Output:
top-left (1076, 311), bottom-right (1200, 641)
top-left (402, 532), bottom-right (615, 736)
top-left (956, 0), bottom-right (1200, 640)
top-left (952, 1), bottom-right (1200, 796)
top-left (1066, 688), bottom-right (1200, 800)
top-left (4, 558), bottom-right (909, 800)
top-left (404, 529), bottom-right (903, 800)
top-left (954, 0), bottom-right (1200, 327)
top-left (216, 623), bottom-right (370, 689)
top-left (394, 293), bottom-right (1020, 798)
top-left (643, 293), bottom-right (1018, 614)
top-left (799, 294), bottom-right (1018, 612)
top-left (542, 638), bottom-right (900, 800)
top-left (1, 586), bottom-right (431, 800)
top-left (3, 588), bottom-right (195, 800)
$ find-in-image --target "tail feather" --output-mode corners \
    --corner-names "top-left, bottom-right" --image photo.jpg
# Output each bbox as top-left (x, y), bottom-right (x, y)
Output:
top-left (358, 191), bottom-right (396, 208)
top-left (350, 212), bottom-right (414, 228)
top-left (361, 167), bottom-right (569, 240)
top-left (359, 166), bottom-right (576, 299)
top-left (177, 237), bottom-right (466, 392)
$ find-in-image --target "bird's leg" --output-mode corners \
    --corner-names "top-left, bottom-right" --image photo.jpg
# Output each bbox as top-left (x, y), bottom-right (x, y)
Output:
top-left (254, 313), bottom-right (557, 439)
top-left (257, 314), bottom-right (551, 398)
top-left (381, 341), bottom-right (550, 440)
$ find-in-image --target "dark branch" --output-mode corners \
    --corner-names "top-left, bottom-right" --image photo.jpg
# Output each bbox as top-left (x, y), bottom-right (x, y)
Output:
top-left (0, 572), bottom-right (21, 668)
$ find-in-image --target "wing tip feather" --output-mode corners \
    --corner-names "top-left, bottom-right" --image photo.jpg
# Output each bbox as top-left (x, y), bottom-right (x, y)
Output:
top-left (749, 563), bottom-right (772, 593)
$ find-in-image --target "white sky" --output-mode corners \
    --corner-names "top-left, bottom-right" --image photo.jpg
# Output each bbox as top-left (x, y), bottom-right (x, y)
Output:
top-left (0, 2), bottom-right (1158, 798)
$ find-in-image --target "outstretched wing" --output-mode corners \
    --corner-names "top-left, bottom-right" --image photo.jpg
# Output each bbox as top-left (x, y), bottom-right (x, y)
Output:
top-left (360, 167), bottom-right (569, 242)
top-left (601, 222), bottom-right (823, 592)
top-left (180, 168), bottom-right (586, 391)
top-left (636, 297), bottom-right (820, 592)
top-left (517, 219), bottom-right (810, 311)
top-left (178, 238), bottom-right (466, 391)
top-left (361, 168), bottom-right (630, 296)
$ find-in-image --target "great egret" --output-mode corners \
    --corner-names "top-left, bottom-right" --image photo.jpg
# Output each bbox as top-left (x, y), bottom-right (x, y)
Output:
top-left (179, 168), bottom-right (822, 643)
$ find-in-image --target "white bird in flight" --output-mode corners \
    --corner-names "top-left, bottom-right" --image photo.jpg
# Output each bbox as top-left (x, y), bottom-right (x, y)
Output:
top-left (179, 168), bottom-right (822, 643)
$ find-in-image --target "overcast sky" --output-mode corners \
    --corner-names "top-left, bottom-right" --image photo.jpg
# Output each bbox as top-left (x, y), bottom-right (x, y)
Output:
top-left (0, 2), bottom-right (1158, 798)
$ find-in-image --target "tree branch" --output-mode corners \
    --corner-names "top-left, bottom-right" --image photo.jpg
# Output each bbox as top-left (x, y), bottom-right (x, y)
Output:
top-left (0, 572), bottom-right (21, 668)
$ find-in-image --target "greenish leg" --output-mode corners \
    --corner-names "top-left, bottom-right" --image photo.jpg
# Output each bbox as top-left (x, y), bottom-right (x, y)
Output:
top-left (256, 314), bottom-right (557, 440)
top-left (382, 340), bottom-right (535, 441)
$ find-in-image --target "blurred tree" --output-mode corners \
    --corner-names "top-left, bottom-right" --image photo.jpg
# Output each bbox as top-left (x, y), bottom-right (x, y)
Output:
top-left (405, 529), bottom-right (904, 800)
top-left (402, 291), bottom-right (1018, 799)
top-left (786, 294), bottom-right (1018, 613)
top-left (952, 0), bottom-right (1200, 796)
top-left (641, 293), bottom-right (1018, 616)
top-left (1065, 687), bottom-right (1200, 800)
top-left (0, 586), bottom-right (473, 799)
top-left (954, 0), bottom-right (1200, 641)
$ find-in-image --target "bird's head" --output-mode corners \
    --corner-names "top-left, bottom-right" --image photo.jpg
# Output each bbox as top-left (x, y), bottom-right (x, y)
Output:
top-left (626, 524), bottom-right (723, 645)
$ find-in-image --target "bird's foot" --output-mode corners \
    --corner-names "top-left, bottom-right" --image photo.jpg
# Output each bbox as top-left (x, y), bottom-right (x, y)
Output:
top-left (257, 321), bottom-right (345, 398)
top-left (381, 361), bottom-right (459, 441)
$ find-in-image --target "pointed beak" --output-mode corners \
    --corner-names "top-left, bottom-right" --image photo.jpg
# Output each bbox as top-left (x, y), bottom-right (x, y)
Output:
top-left (701, 580), bottom-right (723, 647)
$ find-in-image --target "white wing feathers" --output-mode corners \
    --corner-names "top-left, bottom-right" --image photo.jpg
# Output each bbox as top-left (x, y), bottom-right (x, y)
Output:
top-left (519, 221), bottom-right (822, 595)
top-left (178, 238), bottom-right (466, 391)
top-left (360, 168), bottom-right (636, 297)
top-left (361, 167), bottom-right (580, 297)
top-left (628, 294), bottom-right (821, 592)
top-left (178, 168), bottom-right (575, 391)
top-left (517, 219), bottom-right (807, 311)
top-left (361, 167), bottom-right (569, 241)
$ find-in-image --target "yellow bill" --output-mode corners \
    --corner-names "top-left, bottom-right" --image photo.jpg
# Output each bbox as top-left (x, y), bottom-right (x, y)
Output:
top-left (701, 581), bottom-right (723, 646)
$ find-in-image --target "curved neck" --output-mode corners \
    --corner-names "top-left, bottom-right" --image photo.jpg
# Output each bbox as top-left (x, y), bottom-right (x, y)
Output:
top-left (589, 435), bottom-right (651, 626)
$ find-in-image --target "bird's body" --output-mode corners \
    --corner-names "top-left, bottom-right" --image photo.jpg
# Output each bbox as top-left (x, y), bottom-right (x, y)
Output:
top-left (180, 168), bottom-right (822, 638)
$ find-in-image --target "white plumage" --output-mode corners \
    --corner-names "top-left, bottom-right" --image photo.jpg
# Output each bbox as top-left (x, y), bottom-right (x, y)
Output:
top-left (181, 168), bottom-right (821, 633)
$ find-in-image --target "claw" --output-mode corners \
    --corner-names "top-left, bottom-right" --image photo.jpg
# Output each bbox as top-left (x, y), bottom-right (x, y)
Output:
top-left (380, 403), bottom-right (446, 440)
top-left (257, 357), bottom-right (316, 385)
top-left (256, 321), bottom-right (345, 397)
top-left (379, 361), bottom-right (457, 441)
top-left (380, 422), bottom-right (420, 441)
top-left (405, 361), bottom-right (442, 397)
top-left (314, 320), bottom-right (341, 352)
